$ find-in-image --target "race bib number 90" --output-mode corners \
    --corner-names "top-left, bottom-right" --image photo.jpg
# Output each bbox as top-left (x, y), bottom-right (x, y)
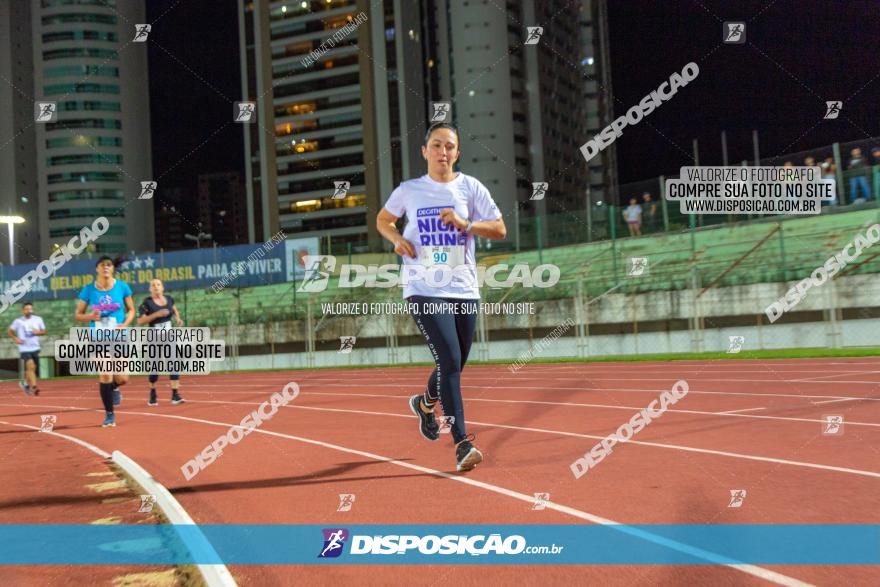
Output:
top-left (419, 245), bottom-right (465, 268)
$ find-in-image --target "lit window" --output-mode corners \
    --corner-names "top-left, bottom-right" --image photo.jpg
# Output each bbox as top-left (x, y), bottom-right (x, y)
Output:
top-left (294, 140), bottom-right (318, 153)
top-left (285, 102), bottom-right (316, 115)
top-left (293, 199), bottom-right (321, 213)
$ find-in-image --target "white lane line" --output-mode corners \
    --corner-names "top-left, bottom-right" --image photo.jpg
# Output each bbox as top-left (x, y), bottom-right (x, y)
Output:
top-left (275, 381), bottom-right (880, 401)
top-left (75, 381), bottom-right (880, 403)
top-left (286, 375), bottom-right (880, 385)
top-left (298, 391), bottom-right (880, 428)
top-left (716, 407), bottom-right (766, 415)
top-left (0, 405), bottom-right (809, 587)
top-left (0, 419), bottom-right (110, 458)
top-left (810, 398), bottom-right (862, 405)
top-left (27, 390), bottom-right (880, 428)
top-left (0, 419), bottom-right (237, 587)
top-left (791, 370), bottom-right (880, 382)
top-left (154, 399), bottom-right (880, 479)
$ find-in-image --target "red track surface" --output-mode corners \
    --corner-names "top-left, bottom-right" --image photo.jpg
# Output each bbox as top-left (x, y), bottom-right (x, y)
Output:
top-left (0, 418), bottom-right (182, 586)
top-left (1, 358), bottom-right (878, 586)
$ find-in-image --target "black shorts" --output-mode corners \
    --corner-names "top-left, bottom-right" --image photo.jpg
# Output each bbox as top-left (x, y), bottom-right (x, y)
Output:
top-left (20, 351), bottom-right (39, 363)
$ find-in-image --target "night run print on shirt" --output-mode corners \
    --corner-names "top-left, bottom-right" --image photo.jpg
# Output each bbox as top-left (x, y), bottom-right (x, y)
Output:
top-left (416, 206), bottom-right (466, 268)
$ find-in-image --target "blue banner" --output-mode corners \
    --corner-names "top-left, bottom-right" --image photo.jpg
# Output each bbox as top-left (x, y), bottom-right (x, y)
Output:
top-left (0, 524), bottom-right (877, 564)
top-left (0, 237), bottom-right (318, 303)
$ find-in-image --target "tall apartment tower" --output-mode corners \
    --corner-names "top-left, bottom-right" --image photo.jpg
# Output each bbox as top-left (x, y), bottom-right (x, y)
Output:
top-left (198, 171), bottom-right (247, 246)
top-left (238, 0), bottom-right (613, 251)
top-left (0, 0), bottom-right (154, 265)
top-left (425, 0), bottom-right (616, 247)
top-left (238, 0), bottom-right (428, 252)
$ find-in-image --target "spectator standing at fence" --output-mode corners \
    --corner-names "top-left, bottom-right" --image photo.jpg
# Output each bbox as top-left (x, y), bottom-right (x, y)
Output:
top-left (821, 156), bottom-right (838, 205)
top-left (847, 147), bottom-right (870, 204)
top-left (641, 192), bottom-right (658, 232)
top-left (623, 198), bottom-right (642, 236)
top-left (872, 147), bottom-right (880, 170)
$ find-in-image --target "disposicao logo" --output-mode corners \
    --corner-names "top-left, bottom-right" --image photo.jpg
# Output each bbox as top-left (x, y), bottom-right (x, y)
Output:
top-left (318, 528), bottom-right (349, 558)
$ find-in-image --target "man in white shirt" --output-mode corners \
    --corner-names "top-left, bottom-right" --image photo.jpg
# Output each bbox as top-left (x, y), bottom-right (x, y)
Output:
top-left (8, 302), bottom-right (47, 395)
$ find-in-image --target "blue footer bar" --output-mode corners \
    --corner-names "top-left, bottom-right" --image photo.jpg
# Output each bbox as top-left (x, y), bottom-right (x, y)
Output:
top-left (0, 524), bottom-right (877, 564)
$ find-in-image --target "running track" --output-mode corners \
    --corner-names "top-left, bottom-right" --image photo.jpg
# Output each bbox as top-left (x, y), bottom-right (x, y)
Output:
top-left (1, 358), bottom-right (878, 586)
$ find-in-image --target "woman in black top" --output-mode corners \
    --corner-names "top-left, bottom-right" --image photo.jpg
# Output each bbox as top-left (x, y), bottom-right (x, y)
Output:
top-left (137, 278), bottom-right (185, 406)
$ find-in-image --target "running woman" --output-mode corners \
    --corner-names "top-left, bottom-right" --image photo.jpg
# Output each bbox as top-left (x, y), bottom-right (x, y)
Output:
top-left (8, 302), bottom-right (47, 396)
top-left (137, 278), bottom-right (185, 406)
top-left (376, 122), bottom-right (507, 471)
top-left (74, 256), bottom-right (135, 427)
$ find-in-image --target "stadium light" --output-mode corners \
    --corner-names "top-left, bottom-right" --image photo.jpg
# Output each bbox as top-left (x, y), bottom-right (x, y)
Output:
top-left (0, 215), bottom-right (25, 265)
top-left (184, 230), bottom-right (213, 249)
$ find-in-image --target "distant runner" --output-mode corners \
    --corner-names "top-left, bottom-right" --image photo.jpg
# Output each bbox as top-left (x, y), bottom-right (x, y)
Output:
top-left (8, 302), bottom-right (47, 396)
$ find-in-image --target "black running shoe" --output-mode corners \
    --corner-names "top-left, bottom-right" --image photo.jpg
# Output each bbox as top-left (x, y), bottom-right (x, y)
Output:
top-left (147, 390), bottom-right (158, 406)
top-left (455, 435), bottom-right (483, 472)
top-left (171, 392), bottom-right (185, 405)
top-left (408, 395), bottom-right (439, 441)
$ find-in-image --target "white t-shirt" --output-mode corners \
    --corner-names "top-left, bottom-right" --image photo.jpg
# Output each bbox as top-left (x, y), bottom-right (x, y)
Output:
top-left (10, 315), bottom-right (45, 352)
top-left (384, 172), bottom-right (502, 299)
top-left (624, 204), bottom-right (642, 223)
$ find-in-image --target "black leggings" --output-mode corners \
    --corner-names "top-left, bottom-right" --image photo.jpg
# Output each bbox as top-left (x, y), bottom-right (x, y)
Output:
top-left (99, 382), bottom-right (114, 413)
top-left (149, 373), bottom-right (180, 384)
top-left (408, 296), bottom-right (478, 443)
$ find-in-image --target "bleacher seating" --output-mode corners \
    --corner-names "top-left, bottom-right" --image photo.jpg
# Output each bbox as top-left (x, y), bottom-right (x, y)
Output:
top-left (23, 209), bottom-right (880, 332)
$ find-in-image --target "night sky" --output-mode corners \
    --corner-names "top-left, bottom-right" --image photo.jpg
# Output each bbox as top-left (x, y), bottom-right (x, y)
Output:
top-left (145, 0), bottom-right (243, 194)
top-left (145, 1), bottom-right (880, 196)
top-left (605, 0), bottom-right (880, 184)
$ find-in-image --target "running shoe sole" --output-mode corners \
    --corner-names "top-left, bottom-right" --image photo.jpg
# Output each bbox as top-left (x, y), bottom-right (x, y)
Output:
top-left (147, 401), bottom-right (158, 406)
top-left (408, 395), bottom-right (438, 442)
top-left (456, 447), bottom-right (483, 472)
top-left (171, 399), bottom-right (185, 405)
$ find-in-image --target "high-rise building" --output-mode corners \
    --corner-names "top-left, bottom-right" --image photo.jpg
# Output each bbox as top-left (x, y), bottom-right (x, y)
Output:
top-left (154, 186), bottom-right (188, 252)
top-left (580, 0), bottom-right (616, 206)
top-left (238, 0), bottom-right (434, 252)
top-left (197, 171), bottom-right (247, 246)
top-left (425, 0), bottom-right (615, 247)
top-left (0, 0), bottom-right (154, 265)
top-left (238, 0), bottom-right (613, 251)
